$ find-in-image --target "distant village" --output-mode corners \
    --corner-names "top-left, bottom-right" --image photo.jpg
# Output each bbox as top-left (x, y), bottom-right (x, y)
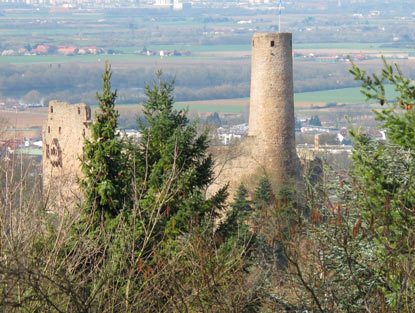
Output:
top-left (213, 114), bottom-right (386, 155)
top-left (1, 44), bottom-right (192, 58)
top-left (1, 45), bottom-right (104, 56)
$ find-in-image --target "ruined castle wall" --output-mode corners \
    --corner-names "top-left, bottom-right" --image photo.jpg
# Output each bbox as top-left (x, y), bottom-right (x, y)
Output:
top-left (42, 100), bottom-right (91, 209)
top-left (209, 137), bottom-right (265, 198)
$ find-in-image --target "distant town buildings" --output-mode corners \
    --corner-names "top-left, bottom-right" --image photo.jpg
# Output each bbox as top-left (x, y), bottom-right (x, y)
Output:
top-left (0, 0), bottom-right (282, 8)
top-left (0, 44), bottom-right (192, 58)
top-left (0, 45), bottom-right (104, 56)
top-left (0, 0), bottom-right (192, 8)
top-left (154, 0), bottom-right (171, 6)
top-left (0, 0), bottom-right (138, 6)
top-left (216, 123), bottom-right (248, 145)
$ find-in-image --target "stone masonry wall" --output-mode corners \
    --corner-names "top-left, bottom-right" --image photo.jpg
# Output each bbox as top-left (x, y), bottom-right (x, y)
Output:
top-left (42, 100), bottom-right (91, 211)
top-left (210, 33), bottom-right (302, 198)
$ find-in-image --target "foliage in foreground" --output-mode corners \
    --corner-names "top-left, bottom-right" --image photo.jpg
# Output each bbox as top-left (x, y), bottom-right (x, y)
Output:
top-left (80, 61), bottom-right (130, 221)
top-left (2, 59), bottom-right (415, 313)
top-left (0, 67), bottom-right (262, 312)
top-left (256, 58), bottom-right (415, 312)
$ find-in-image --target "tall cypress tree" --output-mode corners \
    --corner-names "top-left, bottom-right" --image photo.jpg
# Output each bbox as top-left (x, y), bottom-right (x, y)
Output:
top-left (80, 62), bottom-right (129, 222)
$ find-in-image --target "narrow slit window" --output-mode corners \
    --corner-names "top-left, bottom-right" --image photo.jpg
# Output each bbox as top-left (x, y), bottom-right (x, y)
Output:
top-left (50, 106), bottom-right (53, 113)
top-left (59, 127), bottom-right (62, 134)
top-left (78, 107), bottom-right (81, 114)
top-left (48, 126), bottom-right (50, 133)
top-left (270, 41), bottom-right (275, 47)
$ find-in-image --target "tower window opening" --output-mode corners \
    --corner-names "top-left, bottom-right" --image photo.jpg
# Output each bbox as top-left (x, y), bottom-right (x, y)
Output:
top-left (78, 107), bottom-right (81, 115)
top-left (59, 127), bottom-right (62, 134)
top-left (46, 144), bottom-right (50, 158)
top-left (48, 126), bottom-right (50, 133)
top-left (270, 41), bottom-right (275, 47)
top-left (50, 106), bottom-right (53, 113)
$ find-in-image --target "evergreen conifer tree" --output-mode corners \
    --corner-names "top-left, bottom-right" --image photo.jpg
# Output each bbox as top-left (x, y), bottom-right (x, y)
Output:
top-left (255, 176), bottom-right (272, 209)
top-left (217, 183), bottom-right (253, 241)
top-left (309, 115), bottom-right (322, 126)
top-left (347, 58), bottom-right (415, 309)
top-left (131, 71), bottom-right (227, 242)
top-left (80, 62), bottom-right (129, 223)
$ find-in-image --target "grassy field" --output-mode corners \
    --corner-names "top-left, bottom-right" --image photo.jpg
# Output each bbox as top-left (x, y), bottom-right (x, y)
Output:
top-left (3, 28), bottom-right (80, 35)
top-left (114, 86), bottom-right (398, 114)
top-left (122, 86), bottom-right (399, 115)
top-left (113, 101), bottom-right (246, 114)
top-left (147, 44), bottom-right (251, 53)
top-left (294, 42), bottom-right (386, 50)
top-left (294, 85), bottom-right (398, 104)
top-left (173, 103), bottom-right (246, 113)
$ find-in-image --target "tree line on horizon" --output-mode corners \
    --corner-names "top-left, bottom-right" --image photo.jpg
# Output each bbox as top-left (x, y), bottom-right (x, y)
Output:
top-left (5, 60), bottom-right (414, 107)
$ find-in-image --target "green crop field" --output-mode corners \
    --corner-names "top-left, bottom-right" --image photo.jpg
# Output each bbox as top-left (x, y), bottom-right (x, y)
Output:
top-left (173, 103), bottom-right (246, 113)
top-left (115, 102), bottom-right (246, 113)
top-left (3, 28), bottom-right (80, 35)
top-left (294, 85), bottom-right (398, 104)
top-left (109, 85), bottom-right (400, 115)
top-left (147, 44), bottom-right (251, 53)
top-left (293, 42), bottom-right (384, 50)
top-left (292, 42), bottom-right (415, 52)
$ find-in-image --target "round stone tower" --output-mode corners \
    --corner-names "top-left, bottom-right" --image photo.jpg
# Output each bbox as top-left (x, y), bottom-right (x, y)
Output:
top-left (248, 32), bottom-right (300, 188)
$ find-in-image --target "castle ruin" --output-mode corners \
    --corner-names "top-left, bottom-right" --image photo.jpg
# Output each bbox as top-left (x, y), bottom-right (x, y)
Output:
top-left (42, 32), bottom-right (301, 206)
top-left (42, 100), bottom-right (91, 209)
top-left (210, 32), bottom-right (302, 196)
